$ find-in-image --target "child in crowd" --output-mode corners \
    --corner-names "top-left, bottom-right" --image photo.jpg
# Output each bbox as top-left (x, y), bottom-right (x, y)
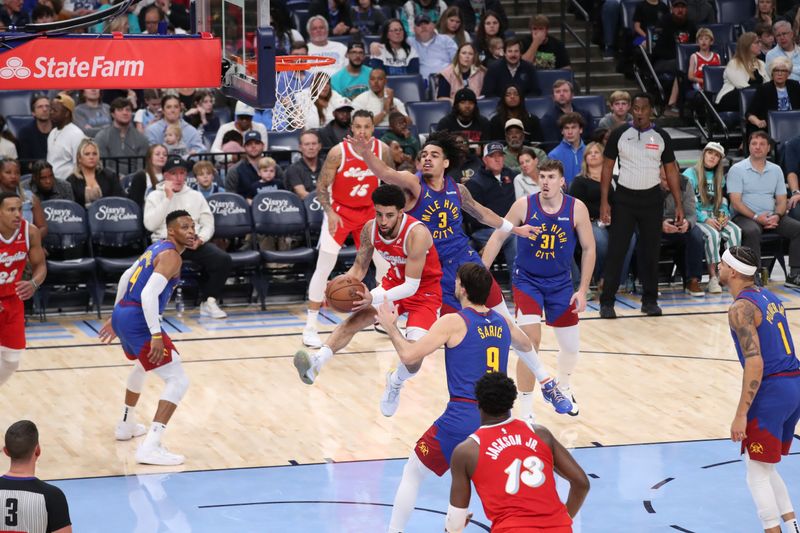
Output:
top-left (164, 124), bottom-right (188, 157)
top-left (134, 89), bottom-right (161, 133)
top-left (380, 111), bottom-right (420, 159)
top-left (483, 36), bottom-right (505, 68)
top-left (682, 142), bottom-right (741, 294)
top-left (246, 157), bottom-right (284, 202)
top-left (598, 91), bottom-right (632, 131)
top-left (389, 140), bottom-right (415, 172)
top-left (687, 28), bottom-right (721, 91)
top-left (755, 22), bottom-right (774, 61)
top-left (191, 160), bottom-right (224, 199)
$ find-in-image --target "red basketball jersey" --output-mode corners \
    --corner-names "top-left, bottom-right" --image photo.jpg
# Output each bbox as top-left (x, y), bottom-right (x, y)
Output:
top-left (372, 214), bottom-right (442, 293)
top-left (0, 219), bottom-right (29, 299)
top-left (332, 139), bottom-right (381, 211)
top-left (470, 418), bottom-right (572, 531)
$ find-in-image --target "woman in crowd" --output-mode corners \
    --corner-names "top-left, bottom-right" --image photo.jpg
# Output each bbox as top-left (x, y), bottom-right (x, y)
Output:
top-left (745, 56), bottom-right (800, 136)
top-left (743, 0), bottom-right (775, 32)
top-left (183, 90), bottom-right (220, 136)
top-left (487, 83), bottom-right (543, 142)
top-left (0, 158), bottom-right (47, 237)
top-left (436, 43), bottom-right (485, 102)
top-left (437, 6), bottom-right (470, 47)
top-left (271, 0), bottom-right (303, 54)
top-left (568, 142), bottom-right (635, 293)
top-left (513, 147), bottom-right (541, 199)
top-left (715, 32), bottom-right (767, 112)
top-left (474, 11), bottom-right (507, 62)
top-left (304, 74), bottom-right (349, 130)
top-left (682, 141), bottom-right (740, 294)
top-left (127, 143), bottom-right (168, 209)
top-left (370, 19), bottom-right (420, 75)
top-left (67, 139), bottom-right (123, 208)
top-left (30, 160), bottom-right (74, 202)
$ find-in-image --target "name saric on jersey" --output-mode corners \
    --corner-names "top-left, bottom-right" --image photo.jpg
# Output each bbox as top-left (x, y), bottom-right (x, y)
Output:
top-left (477, 324), bottom-right (504, 340)
top-left (485, 432), bottom-right (540, 461)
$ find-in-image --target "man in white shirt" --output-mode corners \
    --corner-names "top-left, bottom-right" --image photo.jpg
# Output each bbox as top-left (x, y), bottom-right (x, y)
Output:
top-left (766, 21), bottom-right (800, 83)
top-left (306, 15), bottom-right (348, 76)
top-left (352, 67), bottom-right (409, 127)
top-left (46, 93), bottom-right (86, 181)
top-left (210, 101), bottom-right (269, 154)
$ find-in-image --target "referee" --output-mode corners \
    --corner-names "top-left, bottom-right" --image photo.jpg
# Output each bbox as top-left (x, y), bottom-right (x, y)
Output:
top-left (599, 93), bottom-right (684, 318)
top-left (0, 421), bottom-right (71, 533)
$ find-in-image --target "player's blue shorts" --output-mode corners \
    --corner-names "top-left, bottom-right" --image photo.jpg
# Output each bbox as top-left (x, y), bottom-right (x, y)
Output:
top-left (112, 302), bottom-right (175, 371)
top-left (512, 267), bottom-right (578, 327)
top-left (440, 248), bottom-right (503, 313)
top-left (414, 399), bottom-right (480, 476)
top-left (743, 372), bottom-right (800, 463)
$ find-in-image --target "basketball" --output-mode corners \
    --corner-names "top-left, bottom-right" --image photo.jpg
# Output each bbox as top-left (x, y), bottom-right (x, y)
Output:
top-left (326, 275), bottom-right (368, 313)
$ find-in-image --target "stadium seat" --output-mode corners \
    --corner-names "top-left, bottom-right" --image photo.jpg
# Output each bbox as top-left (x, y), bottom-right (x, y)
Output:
top-left (207, 192), bottom-right (264, 304)
top-left (39, 200), bottom-right (99, 319)
top-left (727, 42), bottom-right (736, 63)
top-left (329, 35), bottom-right (353, 46)
top-left (768, 110), bottom-right (800, 145)
top-left (477, 97), bottom-right (499, 120)
top-left (572, 95), bottom-right (606, 127)
top-left (704, 23), bottom-right (735, 46)
top-left (620, 0), bottom-right (640, 31)
top-left (0, 91), bottom-right (35, 117)
top-left (387, 74), bottom-right (426, 103)
top-left (252, 191), bottom-right (316, 305)
top-left (87, 197), bottom-right (148, 308)
top-left (293, 9), bottom-right (310, 39)
top-left (4, 115), bottom-right (33, 137)
top-left (738, 87), bottom-right (756, 136)
top-left (407, 101), bottom-right (451, 134)
top-left (269, 130), bottom-right (301, 151)
top-left (213, 106), bottom-right (232, 125)
top-left (702, 65), bottom-right (740, 129)
top-left (363, 35), bottom-right (380, 49)
top-left (524, 97), bottom-right (553, 119)
top-left (714, 0), bottom-right (754, 24)
top-left (287, 0), bottom-right (310, 9)
top-left (535, 70), bottom-right (575, 94)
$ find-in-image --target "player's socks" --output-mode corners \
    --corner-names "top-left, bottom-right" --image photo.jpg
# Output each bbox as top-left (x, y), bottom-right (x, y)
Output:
top-left (305, 309), bottom-right (319, 329)
top-left (303, 311), bottom-right (322, 348)
top-left (787, 518), bottom-right (799, 533)
top-left (517, 391), bottom-right (535, 419)
top-left (391, 364), bottom-right (415, 386)
top-left (142, 422), bottom-right (167, 451)
top-left (314, 345), bottom-right (333, 372)
top-left (0, 359), bottom-right (20, 386)
top-left (115, 405), bottom-right (146, 441)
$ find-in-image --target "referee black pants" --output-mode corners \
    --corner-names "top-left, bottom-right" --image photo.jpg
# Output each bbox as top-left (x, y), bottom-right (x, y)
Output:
top-left (600, 185), bottom-right (663, 307)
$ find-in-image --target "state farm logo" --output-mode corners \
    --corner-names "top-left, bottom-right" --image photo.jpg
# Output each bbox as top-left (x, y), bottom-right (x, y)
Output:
top-left (0, 55), bottom-right (144, 80)
top-left (0, 58), bottom-right (31, 80)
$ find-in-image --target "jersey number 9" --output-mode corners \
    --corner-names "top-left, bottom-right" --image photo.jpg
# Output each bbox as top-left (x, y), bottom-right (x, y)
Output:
top-left (486, 347), bottom-right (500, 373)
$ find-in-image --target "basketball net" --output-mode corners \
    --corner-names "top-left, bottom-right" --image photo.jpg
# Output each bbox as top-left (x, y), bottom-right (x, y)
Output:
top-left (271, 56), bottom-right (335, 132)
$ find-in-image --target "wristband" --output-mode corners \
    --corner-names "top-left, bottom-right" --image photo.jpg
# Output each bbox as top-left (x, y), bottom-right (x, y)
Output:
top-left (792, 190), bottom-right (800, 196)
top-left (151, 333), bottom-right (162, 338)
top-left (30, 278), bottom-right (40, 290)
top-left (753, 214), bottom-right (758, 221)
top-left (499, 218), bottom-right (514, 233)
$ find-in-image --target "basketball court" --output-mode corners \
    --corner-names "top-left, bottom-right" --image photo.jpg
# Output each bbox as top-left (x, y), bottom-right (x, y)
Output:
top-left (4, 285), bottom-right (797, 532)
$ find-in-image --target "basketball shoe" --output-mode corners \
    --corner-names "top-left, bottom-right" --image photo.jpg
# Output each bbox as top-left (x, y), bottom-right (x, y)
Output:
top-left (559, 385), bottom-right (580, 416)
top-left (115, 420), bottom-right (146, 441)
top-left (293, 349), bottom-right (318, 385)
top-left (380, 370), bottom-right (403, 417)
top-left (136, 444), bottom-right (185, 466)
top-left (302, 326), bottom-right (322, 348)
top-left (541, 379), bottom-right (574, 415)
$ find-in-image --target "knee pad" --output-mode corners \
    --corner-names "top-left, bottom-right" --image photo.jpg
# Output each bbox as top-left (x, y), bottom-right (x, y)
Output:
top-left (126, 362), bottom-right (147, 394)
top-left (1, 349), bottom-right (23, 365)
top-left (554, 325), bottom-right (580, 353)
top-left (155, 353), bottom-right (190, 404)
top-left (516, 313), bottom-right (542, 326)
top-left (746, 456), bottom-right (781, 529)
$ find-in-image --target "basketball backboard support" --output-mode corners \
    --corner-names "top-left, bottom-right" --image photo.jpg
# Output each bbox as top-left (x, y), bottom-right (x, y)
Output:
top-left (195, 0), bottom-right (276, 108)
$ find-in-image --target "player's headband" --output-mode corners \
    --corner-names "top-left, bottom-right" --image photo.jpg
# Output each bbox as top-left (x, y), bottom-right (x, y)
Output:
top-left (722, 249), bottom-right (757, 276)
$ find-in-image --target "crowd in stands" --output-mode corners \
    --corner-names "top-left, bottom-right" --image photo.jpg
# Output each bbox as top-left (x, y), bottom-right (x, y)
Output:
top-left (2, 0), bottom-right (800, 312)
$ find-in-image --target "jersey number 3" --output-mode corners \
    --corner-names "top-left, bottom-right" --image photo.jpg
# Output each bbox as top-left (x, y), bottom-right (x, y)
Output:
top-left (4, 498), bottom-right (18, 526)
top-left (503, 456), bottom-right (546, 495)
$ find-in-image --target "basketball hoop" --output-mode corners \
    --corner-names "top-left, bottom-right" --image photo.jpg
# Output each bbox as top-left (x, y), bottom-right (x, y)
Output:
top-left (271, 55), bottom-right (336, 132)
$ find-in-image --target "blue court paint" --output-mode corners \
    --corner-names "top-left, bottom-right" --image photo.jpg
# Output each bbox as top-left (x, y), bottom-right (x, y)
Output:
top-left (51, 439), bottom-right (798, 532)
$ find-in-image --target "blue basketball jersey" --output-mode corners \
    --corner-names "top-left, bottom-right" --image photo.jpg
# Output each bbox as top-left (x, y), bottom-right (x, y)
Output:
top-left (407, 174), bottom-right (472, 260)
top-left (121, 240), bottom-right (180, 314)
top-left (445, 308), bottom-right (512, 400)
top-left (732, 288), bottom-right (800, 376)
top-left (516, 193), bottom-right (577, 279)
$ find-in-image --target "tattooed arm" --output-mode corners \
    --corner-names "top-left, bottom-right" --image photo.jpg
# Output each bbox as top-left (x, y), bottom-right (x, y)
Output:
top-left (317, 144), bottom-right (343, 236)
top-left (346, 221), bottom-right (375, 281)
top-left (728, 299), bottom-right (764, 442)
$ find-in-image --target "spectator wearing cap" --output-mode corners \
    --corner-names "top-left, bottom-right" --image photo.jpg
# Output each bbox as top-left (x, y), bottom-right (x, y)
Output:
top-left (547, 113), bottom-right (586, 187)
top-left (765, 21), bottom-right (800, 82)
top-left (409, 13), bottom-right (459, 80)
top-left (481, 36), bottom-right (541, 99)
top-left (144, 155), bottom-right (233, 319)
top-left (145, 94), bottom-right (206, 153)
top-left (651, 0), bottom-right (697, 115)
top-left (352, 67), bottom-right (408, 126)
top-left (502, 118), bottom-right (547, 173)
top-left (94, 97), bottom-right (150, 176)
top-left (435, 88), bottom-right (491, 143)
top-left (401, 0), bottom-right (447, 34)
top-left (210, 100), bottom-right (269, 155)
top-left (331, 41), bottom-right (373, 100)
top-left (307, 16), bottom-right (349, 76)
top-left (46, 93), bottom-right (86, 181)
top-left (521, 15), bottom-right (571, 70)
top-left (309, 0), bottom-right (353, 36)
top-left (318, 100), bottom-right (354, 149)
top-left (488, 83), bottom-right (544, 143)
top-left (225, 131), bottom-right (277, 198)
top-left (541, 79), bottom-right (593, 145)
top-left (465, 141), bottom-right (518, 269)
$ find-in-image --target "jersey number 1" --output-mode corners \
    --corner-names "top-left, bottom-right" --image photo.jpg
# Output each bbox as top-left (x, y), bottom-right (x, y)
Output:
top-left (777, 322), bottom-right (793, 355)
top-left (503, 456), bottom-right (546, 495)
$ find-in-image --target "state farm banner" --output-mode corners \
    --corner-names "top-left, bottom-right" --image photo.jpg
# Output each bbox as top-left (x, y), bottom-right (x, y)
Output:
top-left (0, 34), bottom-right (221, 90)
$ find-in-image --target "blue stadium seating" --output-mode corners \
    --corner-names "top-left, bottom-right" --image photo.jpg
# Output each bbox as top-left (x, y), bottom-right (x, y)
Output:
top-left (768, 110), bottom-right (800, 145)
top-left (407, 101), bottom-right (451, 134)
top-left (386, 74), bottom-right (426, 103)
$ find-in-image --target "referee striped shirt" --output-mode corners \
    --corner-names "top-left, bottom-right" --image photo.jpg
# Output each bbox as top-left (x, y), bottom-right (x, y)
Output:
top-left (604, 123), bottom-right (676, 190)
top-left (0, 475), bottom-right (71, 533)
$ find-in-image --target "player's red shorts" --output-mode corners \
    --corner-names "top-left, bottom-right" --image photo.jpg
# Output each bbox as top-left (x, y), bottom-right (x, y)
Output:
top-left (395, 287), bottom-right (441, 331)
top-left (493, 526), bottom-right (572, 532)
top-left (123, 332), bottom-right (177, 372)
top-left (331, 204), bottom-right (373, 247)
top-left (742, 372), bottom-right (800, 463)
top-left (414, 424), bottom-right (450, 476)
top-left (0, 296), bottom-right (25, 350)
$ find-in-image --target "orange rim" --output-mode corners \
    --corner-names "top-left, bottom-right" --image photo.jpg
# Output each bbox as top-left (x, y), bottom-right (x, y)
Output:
top-left (275, 55), bottom-right (336, 71)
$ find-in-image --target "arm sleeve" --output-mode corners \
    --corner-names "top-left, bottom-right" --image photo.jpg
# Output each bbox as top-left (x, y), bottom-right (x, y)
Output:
top-left (371, 277), bottom-right (421, 305)
top-left (115, 263), bottom-right (138, 305)
top-left (45, 485), bottom-right (71, 532)
top-left (140, 272), bottom-right (169, 335)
